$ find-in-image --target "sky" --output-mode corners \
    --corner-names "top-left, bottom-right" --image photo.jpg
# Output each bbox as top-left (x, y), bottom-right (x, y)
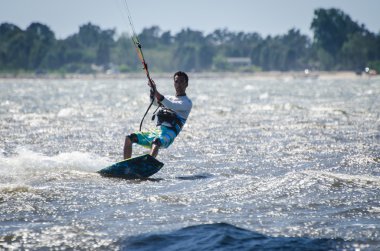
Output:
top-left (1, 0), bottom-right (380, 39)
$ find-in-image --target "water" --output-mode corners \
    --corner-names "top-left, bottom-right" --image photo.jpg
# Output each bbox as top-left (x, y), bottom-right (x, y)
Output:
top-left (0, 75), bottom-right (379, 250)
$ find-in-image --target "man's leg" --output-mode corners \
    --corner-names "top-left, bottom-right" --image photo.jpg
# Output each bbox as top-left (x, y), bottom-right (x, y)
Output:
top-left (150, 143), bottom-right (160, 158)
top-left (150, 137), bottom-right (162, 158)
top-left (123, 136), bottom-right (133, 159)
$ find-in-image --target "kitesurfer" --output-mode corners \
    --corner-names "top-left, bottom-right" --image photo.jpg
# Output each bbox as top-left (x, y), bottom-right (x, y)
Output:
top-left (124, 71), bottom-right (192, 159)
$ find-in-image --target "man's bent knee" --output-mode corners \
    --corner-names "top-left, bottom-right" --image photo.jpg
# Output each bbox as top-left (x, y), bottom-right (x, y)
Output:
top-left (126, 133), bottom-right (138, 143)
top-left (152, 138), bottom-right (162, 147)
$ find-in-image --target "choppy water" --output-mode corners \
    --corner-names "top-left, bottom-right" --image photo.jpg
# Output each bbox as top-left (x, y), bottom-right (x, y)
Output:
top-left (0, 75), bottom-right (379, 250)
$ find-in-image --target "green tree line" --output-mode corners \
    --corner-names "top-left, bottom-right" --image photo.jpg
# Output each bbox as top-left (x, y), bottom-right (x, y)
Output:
top-left (1, 8), bottom-right (379, 74)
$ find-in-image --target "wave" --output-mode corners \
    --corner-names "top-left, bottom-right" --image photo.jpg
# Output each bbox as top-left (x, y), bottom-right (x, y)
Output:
top-left (249, 170), bottom-right (380, 204)
top-left (120, 223), bottom-right (348, 251)
top-left (0, 147), bottom-right (111, 186)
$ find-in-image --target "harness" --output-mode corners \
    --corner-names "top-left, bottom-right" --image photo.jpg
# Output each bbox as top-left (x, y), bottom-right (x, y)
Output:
top-left (153, 107), bottom-right (184, 135)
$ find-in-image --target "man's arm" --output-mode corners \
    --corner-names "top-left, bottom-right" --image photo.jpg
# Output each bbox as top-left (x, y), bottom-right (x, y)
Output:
top-left (160, 97), bottom-right (191, 111)
top-left (148, 80), bottom-right (164, 102)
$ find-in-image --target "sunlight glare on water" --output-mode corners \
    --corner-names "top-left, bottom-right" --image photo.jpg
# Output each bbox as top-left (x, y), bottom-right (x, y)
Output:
top-left (0, 75), bottom-right (379, 250)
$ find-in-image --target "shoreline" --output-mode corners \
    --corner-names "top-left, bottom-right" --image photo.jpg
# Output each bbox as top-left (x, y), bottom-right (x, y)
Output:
top-left (0, 71), bottom-right (378, 80)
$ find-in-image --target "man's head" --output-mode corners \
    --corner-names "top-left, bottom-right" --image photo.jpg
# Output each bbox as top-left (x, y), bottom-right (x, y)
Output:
top-left (173, 71), bottom-right (188, 96)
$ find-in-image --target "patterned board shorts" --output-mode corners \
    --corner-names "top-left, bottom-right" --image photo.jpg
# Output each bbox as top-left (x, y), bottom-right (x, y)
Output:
top-left (134, 126), bottom-right (177, 149)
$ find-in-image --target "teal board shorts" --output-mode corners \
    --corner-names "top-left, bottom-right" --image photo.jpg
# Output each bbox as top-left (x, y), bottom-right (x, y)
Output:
top-left (134, 126), bottom-right (177, 149)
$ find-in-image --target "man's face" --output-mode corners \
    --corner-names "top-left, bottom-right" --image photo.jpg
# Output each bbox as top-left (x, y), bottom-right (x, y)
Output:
top-left (174, 75), bottom-right (187, 93)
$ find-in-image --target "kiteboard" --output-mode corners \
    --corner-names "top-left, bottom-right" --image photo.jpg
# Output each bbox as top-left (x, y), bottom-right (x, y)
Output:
top-left (97, 154), bottom-right (164, 179)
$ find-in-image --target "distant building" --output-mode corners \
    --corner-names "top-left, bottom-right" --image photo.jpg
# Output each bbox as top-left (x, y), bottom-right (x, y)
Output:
top-left (226, 57), bottom-right (251, 67)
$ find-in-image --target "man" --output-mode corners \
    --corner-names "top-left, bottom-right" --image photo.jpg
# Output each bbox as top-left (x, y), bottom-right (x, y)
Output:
top-left (124, 71), bottom-right (192, 159)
